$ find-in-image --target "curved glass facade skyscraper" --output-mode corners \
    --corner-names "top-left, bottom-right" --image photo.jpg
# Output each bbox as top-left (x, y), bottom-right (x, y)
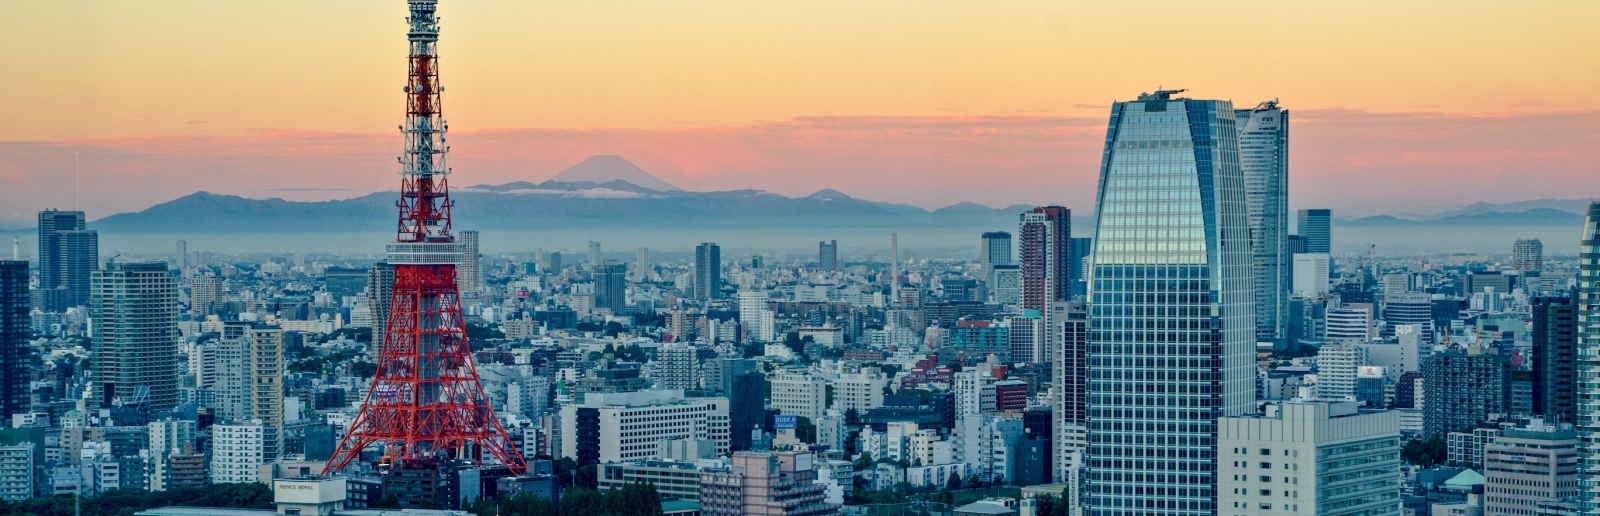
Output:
top-left (1576, 199), bottom-right (1600, 513)
top-left (1085, 90), bottom-right (1256, 516)
top-left (1235, 101), bottom-right (1290, 346)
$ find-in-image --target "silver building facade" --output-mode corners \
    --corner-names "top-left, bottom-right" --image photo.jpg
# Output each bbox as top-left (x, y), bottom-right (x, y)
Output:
top-left (1085, 90), bottom-right (1256, 516)
top-left (1235, 101), bottom-right (1289, 345)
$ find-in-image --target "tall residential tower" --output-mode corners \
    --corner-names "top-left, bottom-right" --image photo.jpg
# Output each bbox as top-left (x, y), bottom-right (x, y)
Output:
top-left (1085, 90), bottom-right (1255, 516)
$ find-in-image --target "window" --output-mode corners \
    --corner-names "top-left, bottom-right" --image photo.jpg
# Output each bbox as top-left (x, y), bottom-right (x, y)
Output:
top-left (1259, 476), bottom-right (1271, 482)
top-left (1260, 448), bottom-right (1271, 456)
top-left (1260, 462), bottom-right (1272, 469)
top-left (1259, 489), bottom-right (1272, 496)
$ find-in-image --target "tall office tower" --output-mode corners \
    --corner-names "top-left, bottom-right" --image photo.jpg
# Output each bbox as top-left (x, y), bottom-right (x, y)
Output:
top-left (635, 247), bottom-right (648, 280)
top-left (1382, 292), bottom-right (1435, 342)
top-left (1513, 238), bottom-right (1544, 272)
top-left (548, 251), bottom-right (562, 272)
top-left (1084, 90), bottom-right (1255, 516)
top-left (1576, 199), bottom-right (1600, 513)
top-left (1051, 301), bottom-right (1088, 490)
top-left (37, 209), bottom-right (84, 290)
top-left (1297, 209), bottom-right (1332, 253)
top-left (1532, 297), bottom-right (1576, 424)
top-left (458, 230), bottom-right (482, 291)
top-left (91, 262), bottom-right (179, 411)
top-left (0, 261), bottom-right (28, 420)
top-left (982, 231), bottom-right (1013, 265)
top-left (588, 240), bottom-right (601, 266)
top-left (249, 327), bottom-right (285, 461)
top-left (1423, 348), bottom-right (1510, 437)
top-left (594, 260), bottom-right (627, 313)
top-left (819, 240), bottom-right (839, 271)
top-left (59, 230), bottom-right (99, 307)
top-left (1236, 100), bottom-right (1290, 344)
top-left (365, 262), bottom-right (394, 361)
top-left (695, 242), bottom-right (721, 300)
top-left (175, 240), bottom-right (187, 269)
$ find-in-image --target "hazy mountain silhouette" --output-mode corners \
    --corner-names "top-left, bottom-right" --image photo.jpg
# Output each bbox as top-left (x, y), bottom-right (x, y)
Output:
top-left (547, 155), bottom-right (680, 192)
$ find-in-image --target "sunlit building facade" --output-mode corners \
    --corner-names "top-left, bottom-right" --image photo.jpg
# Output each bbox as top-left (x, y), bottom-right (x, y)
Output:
top-left (1085, 90), bottom-right (1256, 516)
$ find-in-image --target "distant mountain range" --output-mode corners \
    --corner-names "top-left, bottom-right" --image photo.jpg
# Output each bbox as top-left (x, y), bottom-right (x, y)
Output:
top-left (1, 155), bottom-right (1589, 235)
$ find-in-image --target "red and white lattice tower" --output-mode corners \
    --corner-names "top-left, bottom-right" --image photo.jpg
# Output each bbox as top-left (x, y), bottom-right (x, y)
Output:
top-left (324, 0), bottom-right (526, 476)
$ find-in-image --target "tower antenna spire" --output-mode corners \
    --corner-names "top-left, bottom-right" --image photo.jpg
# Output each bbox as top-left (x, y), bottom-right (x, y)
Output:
top-left (325, 0), bottom-right (525, 477)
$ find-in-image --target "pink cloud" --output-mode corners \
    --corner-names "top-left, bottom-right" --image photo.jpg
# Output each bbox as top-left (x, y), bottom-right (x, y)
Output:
top-left (0, 110), bottom-right (1595, 222)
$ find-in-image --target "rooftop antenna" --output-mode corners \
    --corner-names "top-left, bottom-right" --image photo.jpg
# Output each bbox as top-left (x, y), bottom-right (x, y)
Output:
top-left (10, 237), bottom-right (16, 261)
top-left (75, 151), bottom-right (81, 211)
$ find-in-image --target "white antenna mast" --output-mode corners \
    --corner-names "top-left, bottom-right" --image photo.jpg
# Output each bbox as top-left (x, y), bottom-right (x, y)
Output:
top-left (75, 151), bottom-right (82, 211)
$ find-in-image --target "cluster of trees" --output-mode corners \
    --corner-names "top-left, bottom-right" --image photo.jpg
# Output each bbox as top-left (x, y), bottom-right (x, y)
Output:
top-left (1, 483), bottom-right (273, 516)
top-left (462, 484), bottom-right (664, 516)
top-left (1403, 436), bottom-right (1448, 467)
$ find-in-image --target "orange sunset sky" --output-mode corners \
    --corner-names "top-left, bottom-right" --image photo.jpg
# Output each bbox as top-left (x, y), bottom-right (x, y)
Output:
top-left (3, 0), bottom-right (1598, 223)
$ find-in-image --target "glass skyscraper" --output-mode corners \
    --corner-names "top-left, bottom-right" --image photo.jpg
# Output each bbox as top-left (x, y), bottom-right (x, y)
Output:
top-left (1576, 199), bottom-right (1600, 512)
top-left (1297, 208), bottom-right (1332, 254)
top-left (1236, 101), bottom-right (1289, 345)
top-left (1085, 89), bottom-right (1256, 516)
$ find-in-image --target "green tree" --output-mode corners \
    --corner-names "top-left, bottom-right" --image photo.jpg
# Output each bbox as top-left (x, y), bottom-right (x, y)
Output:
top-left (372, 493), bottom-right (402, 509)
top-left (855, 452), bottom-right (875, 471)
top-left (945, 472), bottom-right (962, 491)
top-left (796, 416), bottom-right (818, 444)
top-left (1403, 436), bottom-right (1448, 467)
top-left (576, 464), bottom-right (599, 490)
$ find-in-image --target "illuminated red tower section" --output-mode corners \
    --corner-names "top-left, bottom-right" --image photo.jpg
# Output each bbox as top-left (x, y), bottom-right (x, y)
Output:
top-left (324, 0), bottom-right (525, 476)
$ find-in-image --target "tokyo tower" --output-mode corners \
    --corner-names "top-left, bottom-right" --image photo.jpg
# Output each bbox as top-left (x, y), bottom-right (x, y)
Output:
top-left (324, 0), bottom-right (526, 476)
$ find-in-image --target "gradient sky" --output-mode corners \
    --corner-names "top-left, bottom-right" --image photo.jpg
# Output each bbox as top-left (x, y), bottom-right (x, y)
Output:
top-left (3, 1), bottom-right (1598, 223)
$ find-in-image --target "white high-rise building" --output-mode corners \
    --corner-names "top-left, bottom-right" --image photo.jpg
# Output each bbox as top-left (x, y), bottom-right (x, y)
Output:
top-left (1236, 100), bottom-right (1290, 345)
top-left (654, 343), bottom-right (699, 391)
top-left (459, 230), bottom-right (482, 292)
top-left (1314, 344), bottom-right (1366, 402)
top-left (737, 291), bottom-right (773, 342)
top-left (211, 420), bottom-right (265, 484)
top-left (952, 370), bottom-right (996, 416)
top-left (770, 372), bottom-right (827, 421)
top-left (1219, 402), bottom-right (1401, 516)
top-left (1292, 253), bottom-right (1332, 299)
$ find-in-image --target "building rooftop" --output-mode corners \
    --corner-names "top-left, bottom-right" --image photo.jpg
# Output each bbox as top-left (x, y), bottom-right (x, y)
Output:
top-left (1444, 469), bottom-right (1484, 487)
